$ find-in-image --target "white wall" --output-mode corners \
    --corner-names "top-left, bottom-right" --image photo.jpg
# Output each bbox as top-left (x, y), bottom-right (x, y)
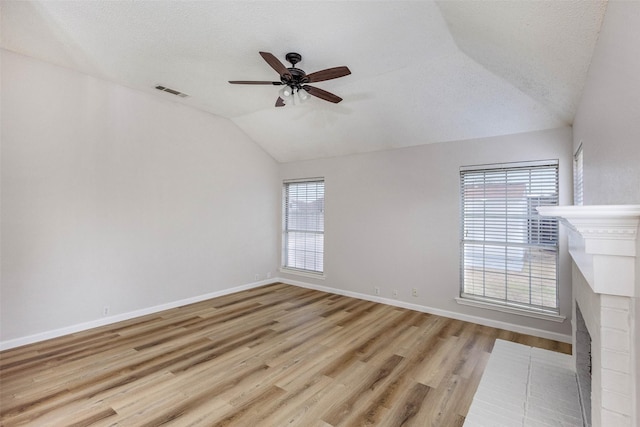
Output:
top-left (572, 0), bottom-right (640, 205)
top-left (1, 50), bottom-right (280, 344)
top-left (571, 1), bottom-right (640, 414)
top-left (279, 127), bottom-right (574, 338)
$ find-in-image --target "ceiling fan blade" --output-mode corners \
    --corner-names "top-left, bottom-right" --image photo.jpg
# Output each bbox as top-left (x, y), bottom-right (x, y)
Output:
top-left (259, 52), bottom-right (292, 79)
top-left (303, 85), bottom-right (343, 103)
top-left (275, 97), bottom-right (285, 107)
top-left (228, 80), bottom-right (283, 85)
top-left (306, 66), bottom-right (351, 83)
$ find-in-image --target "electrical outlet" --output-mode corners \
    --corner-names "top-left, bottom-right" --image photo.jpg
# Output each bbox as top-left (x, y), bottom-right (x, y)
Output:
top-left (412, 288), bottom-right (418, 297)
top-left (103, 306), bottom-right (110, 316)
top-left (266, 272), bottom-right (271, 279)
top-left (374, 287), bottom-right (380, 296)
top-left (393, 289), bottom-right (398, 298)
top-left (255, 274), bottom-right (260, 281)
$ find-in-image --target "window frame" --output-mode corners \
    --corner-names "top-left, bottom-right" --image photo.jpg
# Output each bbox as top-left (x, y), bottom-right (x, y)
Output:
top-left (281, 178), bottom-right (325, 277)
top-left (457, 160), bottom-right (562, 320)
top-left (574, 144), bottom-right (584, 206)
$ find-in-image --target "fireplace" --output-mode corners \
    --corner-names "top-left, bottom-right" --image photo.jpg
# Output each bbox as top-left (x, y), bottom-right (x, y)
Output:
top-left (575, 304), bottom-right (592, 426)
top-left (537, 205), bottom-right (639, 427)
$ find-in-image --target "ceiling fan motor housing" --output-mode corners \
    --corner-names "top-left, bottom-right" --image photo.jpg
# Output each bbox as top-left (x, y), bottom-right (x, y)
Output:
top-left (281, 53), bottom-right (307, 89)
top-left (282, 67), bottom-right (309, 89)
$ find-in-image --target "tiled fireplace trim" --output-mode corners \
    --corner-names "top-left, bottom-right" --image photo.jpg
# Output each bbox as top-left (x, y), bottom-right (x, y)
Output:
top-left (538, 205), bottom-right (640, 427)
top-left (574, 269), bottom-right (634, 426)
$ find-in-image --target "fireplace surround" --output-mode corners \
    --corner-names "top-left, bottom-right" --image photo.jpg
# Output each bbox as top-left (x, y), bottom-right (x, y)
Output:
top-left (538, 205), bottom-right (639, 427)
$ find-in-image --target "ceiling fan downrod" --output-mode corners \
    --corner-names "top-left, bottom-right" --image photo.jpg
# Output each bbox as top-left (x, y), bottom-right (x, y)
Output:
top-left (285, 52), bottom-right (302, 67)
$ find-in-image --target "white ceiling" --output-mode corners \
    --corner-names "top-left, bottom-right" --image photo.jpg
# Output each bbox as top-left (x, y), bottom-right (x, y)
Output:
top-left (1, 1), bottom-right (608, 162)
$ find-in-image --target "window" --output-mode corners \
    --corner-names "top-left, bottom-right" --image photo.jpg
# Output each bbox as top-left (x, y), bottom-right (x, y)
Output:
top-left (574, 144), bottom-right (583, 205)
top-left (460, 161), bottom-right (559, 314)
top-left (282, 179), bottom-right (324, 274)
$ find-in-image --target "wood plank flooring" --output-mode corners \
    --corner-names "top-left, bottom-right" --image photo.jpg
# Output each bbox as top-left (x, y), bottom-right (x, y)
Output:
top-left (0, 283), bottom-right (571, 426)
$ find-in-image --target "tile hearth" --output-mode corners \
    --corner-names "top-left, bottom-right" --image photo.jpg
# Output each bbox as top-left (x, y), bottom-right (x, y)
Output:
top-left (465, 339), bottom-right (583, 427)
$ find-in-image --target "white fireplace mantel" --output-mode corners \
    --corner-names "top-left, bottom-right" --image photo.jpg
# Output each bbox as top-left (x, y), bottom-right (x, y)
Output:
top-left (538, 205), bottom-right (640, 298)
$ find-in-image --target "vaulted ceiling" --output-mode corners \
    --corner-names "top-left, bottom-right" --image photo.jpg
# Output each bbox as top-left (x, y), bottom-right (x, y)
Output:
top-left (1, 1), bottom-right (608, 162)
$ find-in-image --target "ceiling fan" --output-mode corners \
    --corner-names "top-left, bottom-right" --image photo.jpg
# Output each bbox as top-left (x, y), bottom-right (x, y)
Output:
top-left (229, 52), bottom-right (351, 107)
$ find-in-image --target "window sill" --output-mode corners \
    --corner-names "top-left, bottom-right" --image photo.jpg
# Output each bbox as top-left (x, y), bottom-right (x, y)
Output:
top-left (279, 267), bottom-right (325, 280)
top-left (455, 297), bottom-right (566, 323)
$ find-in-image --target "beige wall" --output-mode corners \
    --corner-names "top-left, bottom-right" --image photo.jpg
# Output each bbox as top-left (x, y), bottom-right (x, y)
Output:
top-left (279, 127), bottom-right (574, 338)
top-left (572, 1), bottom-right (640, 205)
top-left (16, 5), bottom-right (637, 344)
top-left (1, 51), bottom-right (280, 343)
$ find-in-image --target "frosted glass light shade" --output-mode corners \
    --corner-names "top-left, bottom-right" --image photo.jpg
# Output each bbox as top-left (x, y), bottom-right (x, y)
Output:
top-left (279, 86), bottom-right (293, 98)
top-left (298, 88), bottom-right (310, 103)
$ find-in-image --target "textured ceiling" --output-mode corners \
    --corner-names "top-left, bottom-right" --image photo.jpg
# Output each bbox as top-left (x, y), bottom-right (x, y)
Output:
top-left (1, 1), bottom-right (608, 162)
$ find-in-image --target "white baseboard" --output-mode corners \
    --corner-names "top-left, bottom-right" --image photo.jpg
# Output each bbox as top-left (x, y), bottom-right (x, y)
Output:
top-left (0, 279), bottom-right (272, 351)
top-left (279, 277), bottom-right (572, 344)
top-left (1, 276), bottom-right (570, 351)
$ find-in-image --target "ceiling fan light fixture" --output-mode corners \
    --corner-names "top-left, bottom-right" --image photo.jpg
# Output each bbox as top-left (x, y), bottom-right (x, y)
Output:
top-left (279, 85), bottom-right (293, 99)
top-left (297, 88), bottom-right (310, 103)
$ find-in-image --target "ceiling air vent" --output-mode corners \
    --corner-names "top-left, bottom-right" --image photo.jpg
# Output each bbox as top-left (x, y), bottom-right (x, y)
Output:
top-left (155, 85), bottom-right (189, 98)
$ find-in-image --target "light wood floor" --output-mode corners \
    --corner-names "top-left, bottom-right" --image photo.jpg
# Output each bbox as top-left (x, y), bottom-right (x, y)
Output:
top-left (0, 283), bottom-right (571, 426)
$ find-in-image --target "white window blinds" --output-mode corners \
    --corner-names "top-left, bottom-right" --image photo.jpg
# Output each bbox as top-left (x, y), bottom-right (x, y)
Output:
top-left (283, 179), bottom-right (324, 274)
top-left (460, 161), bottom-right (559, 313)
